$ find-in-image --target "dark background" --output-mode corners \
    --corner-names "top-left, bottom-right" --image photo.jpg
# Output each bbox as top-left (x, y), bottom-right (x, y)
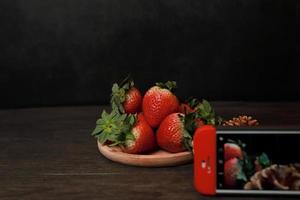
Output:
top-left (1, 0), bottom-right (299, 108)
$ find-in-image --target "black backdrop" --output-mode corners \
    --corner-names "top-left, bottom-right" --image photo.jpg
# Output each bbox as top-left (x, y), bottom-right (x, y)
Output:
top-left (1, 0), bottom-right (299, 108)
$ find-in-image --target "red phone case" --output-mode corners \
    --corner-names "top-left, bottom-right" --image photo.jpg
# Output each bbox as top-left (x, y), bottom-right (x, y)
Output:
top-left (194, 125), bottom-right (216, 195)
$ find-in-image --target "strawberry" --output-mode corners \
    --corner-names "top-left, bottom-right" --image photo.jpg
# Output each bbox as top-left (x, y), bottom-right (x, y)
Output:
top-left (111, 77), bottom-right (142, 114)
top-left (224, 158), bottom-right (246, 188)
top-left (142, 81), bottom-right (179, 128)
top-left (179, 103), bottom-right (193, 115)
top-left (123, 87), bottom-right (142, 114)
top-left (156, 113), bottom-right (195, 153)
top-left (91, 111), bottom-right (155, 154)
top-left (254, 153), bottom-right (271, 172)
top-left (179, 98), bottom-right (222, 127)
top-left (121, 113), bottom-right (156, 154)
top-left (254, 159), bottom-right (262, 172)
top-left (196, 99), bottom-right (223, 125)
top-left (179, 98), bottom-right (200, 115)
top-left (224, 143), bottom-right (243, 161)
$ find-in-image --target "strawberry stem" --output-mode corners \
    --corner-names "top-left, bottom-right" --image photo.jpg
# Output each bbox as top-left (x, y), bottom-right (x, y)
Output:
top-left (91, 110), bottom-right (137, 146)
top-left (155, 81), bottom-right (177, 91)
top-left (111, 76), bottom-right (135, 114)
top-left (119, 74), bottom-right (133, 88)
top-left (179, 113), bottom-right (197, 151)
top-left (196, 99), bottom-right (223, 125)
top-left (186, 97), bottom-right (200, 108)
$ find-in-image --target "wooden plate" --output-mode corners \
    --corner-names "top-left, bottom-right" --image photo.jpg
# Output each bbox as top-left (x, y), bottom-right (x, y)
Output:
top-left (97, 141), bottom-right (193, 167)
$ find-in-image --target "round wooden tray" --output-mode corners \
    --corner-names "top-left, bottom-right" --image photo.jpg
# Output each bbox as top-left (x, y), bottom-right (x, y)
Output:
top-left (97, 141), bottom-right (193, 167)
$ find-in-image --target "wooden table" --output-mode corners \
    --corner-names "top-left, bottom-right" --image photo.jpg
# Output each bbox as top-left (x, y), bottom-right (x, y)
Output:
top-left (1, 102), bottom-right (300, 200)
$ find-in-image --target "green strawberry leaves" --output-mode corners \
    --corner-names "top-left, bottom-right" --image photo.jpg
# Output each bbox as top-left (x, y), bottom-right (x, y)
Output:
top-left (92, 110), bottom-right (124, 144)
top-left (95, 75), bottom-right (138, 146)
top-left (179, 99), bottom-right (223, 126)
top-left (239, 154), bottom-right (255, 179)
top-left (156, 81), bottom-right (177, 91)
top-left (200, 99), bottom-right (212, 114)
top-left (111, 83), bottom-right (126, 113)
top-left (183, 113), bottom-right (198, 133)
top-left (236, 166), bottom-right (247, 182)
top-left (257, 152), bottom-right (271, 168)
top-left (186, 97), bottom-right (200, 109)
top-left (196, 99), bottom-right (222, 125)
top-left (183, 129), bottom-right (193, 151)
top-left (179, 113), bottom-right (197, 151)
top-left (111, 76), bottom-right (135, 114)
top-left (91, 110), bottom-right (137, 146)
top-left (178, 99), bottom-right (223, 151)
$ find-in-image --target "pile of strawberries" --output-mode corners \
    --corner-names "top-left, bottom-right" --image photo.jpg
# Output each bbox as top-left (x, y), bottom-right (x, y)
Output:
top-left (92, 77), bottom-right (220, 154)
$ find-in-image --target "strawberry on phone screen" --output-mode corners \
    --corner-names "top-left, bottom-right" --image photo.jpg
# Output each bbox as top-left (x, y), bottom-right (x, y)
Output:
top-left (223, 141), bottom-right (245, 188)
top-left (223, 139), bottom-right (272, 189)
top-left (224, 143), bottom-right (243, 161)
top-left (224, 158), bottom-right (246, 188)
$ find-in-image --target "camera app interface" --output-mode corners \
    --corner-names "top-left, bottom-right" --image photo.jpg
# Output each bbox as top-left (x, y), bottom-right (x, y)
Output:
top-left (217, 133), bottom-right (300, 191)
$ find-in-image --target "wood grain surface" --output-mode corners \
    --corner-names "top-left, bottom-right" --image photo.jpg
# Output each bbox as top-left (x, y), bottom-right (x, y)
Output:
top-left (1, 102), bottom-right (300, 200)
top-left (97, 141), bottom-right (193, 167)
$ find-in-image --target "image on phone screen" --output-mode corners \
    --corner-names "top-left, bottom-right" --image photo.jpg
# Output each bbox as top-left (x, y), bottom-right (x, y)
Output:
top-left (216, 130), bottom-right (300, 194)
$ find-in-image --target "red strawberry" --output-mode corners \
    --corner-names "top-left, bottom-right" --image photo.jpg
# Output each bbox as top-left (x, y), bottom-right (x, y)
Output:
top-left (254, 159), bottom-right (262, 172)
top-left (224, 143), bottom-right (243, 161)
top-left (179, 98), bottom-right (200, 115)
top-left (179, 99), bottom-right (222, 127)
top-left (156, 113), bottom-right (193, 153)
top-left (123, 87), bottom-right (142, 114)
top-left (179, 103), bottom-right (195, 115)
top-left (224, 158), bottom-right (244, 188)
top-left (254, 153), bottom-right (271, 172)
top-left (179, 98), bottom-right (206, 128)
top-left (91, 111), bottom-right (155, 154)
top-left (142, 81), bottom-right (179, 128)
top-left (111, 78), bottom-right (142, 114)
top-left (122, 113), bottom-right (156, 154)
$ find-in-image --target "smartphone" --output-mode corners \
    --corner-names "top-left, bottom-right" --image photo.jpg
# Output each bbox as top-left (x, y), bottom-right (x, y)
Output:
top-left (194, 125), bottom-right (300, 195)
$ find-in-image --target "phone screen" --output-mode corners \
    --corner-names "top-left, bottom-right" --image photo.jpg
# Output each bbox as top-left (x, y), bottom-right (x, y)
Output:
top-left (216, 130), bottom-right (300, 194)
